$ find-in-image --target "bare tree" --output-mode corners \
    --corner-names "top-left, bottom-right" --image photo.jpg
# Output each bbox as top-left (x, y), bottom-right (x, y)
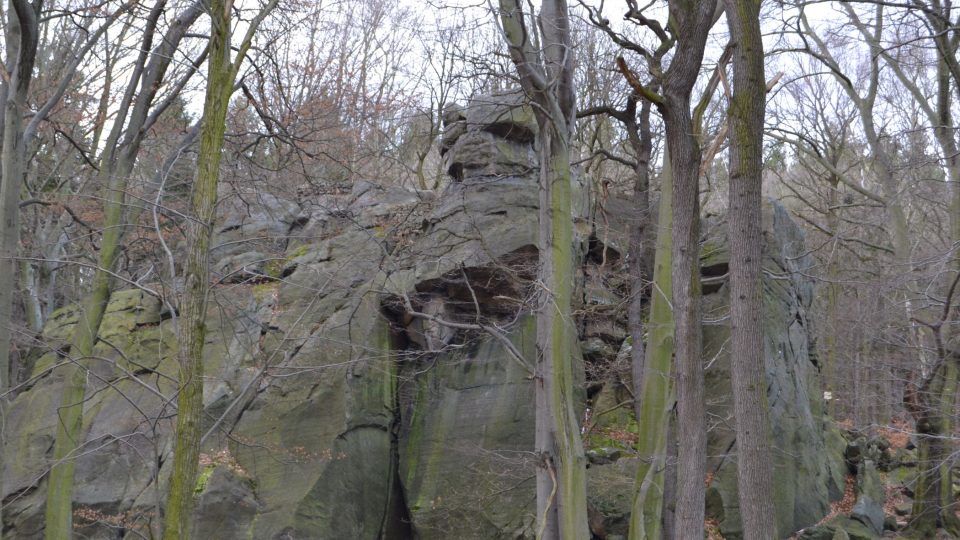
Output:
top-left (0, 0), bottom-right (41, 395)
top-left (777, 4), bottom-right (960, 534)
top-left (44, 3), bottom-right (206, 534)
top-left (0, 0), bottom-right (137, 533)
top-left (162, 0), bottom-right (278, 536)
top-left (497, 0), bottom-right (589, 537)
top-left (580, 1), bottom-right (724, 535)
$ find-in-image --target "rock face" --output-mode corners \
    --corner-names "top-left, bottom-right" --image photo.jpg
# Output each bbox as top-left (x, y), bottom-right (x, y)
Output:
top-left (3, 92), bottom-right (840, 539)
top-left (698, 207), bottom-right (848, 538)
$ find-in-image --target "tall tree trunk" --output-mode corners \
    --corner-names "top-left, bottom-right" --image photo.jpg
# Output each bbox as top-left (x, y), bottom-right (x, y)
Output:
top-left (0, 0), bottom-right (39, 393)
top-left (162, 0), bottom-right (276, 534)
top-left (44, 5), bottom-right (205, 535)
top-left (652, 4), bottom-right (720, 535)
top-left (664, 94), bottom-right (707, 536)
top-left (723, 0), bottom-right (777, 537)
top-left (628, 96), bottom-right (653, 406)
top-left (162, 9), bottom-right (231, 533)
top-left (629, 149), bottom-right (674, 540)
top-left (0, 3), bottom-right (40, 537)
top-left (534, 124), bottom-right (590, 540)
top-left (498, 1), bottom-right (588, 537)
top-left (824, 177), bottom-right (841, 416)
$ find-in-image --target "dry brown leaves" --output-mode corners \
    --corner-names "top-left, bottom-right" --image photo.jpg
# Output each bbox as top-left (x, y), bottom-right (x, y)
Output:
top-left (877, 418), bottom-right (912, 449)
top-left (705, 518), bottom-right (725, 540)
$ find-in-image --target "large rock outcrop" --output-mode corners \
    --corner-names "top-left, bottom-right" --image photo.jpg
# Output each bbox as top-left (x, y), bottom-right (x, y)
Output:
top-left (698, 207), bottom-right (847, 538)
top-left (3, 91), bottom-right (841, 539)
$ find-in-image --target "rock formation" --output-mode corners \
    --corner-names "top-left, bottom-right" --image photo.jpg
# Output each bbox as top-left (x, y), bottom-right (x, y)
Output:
top-left (2, 92), bottom-right (843, 539)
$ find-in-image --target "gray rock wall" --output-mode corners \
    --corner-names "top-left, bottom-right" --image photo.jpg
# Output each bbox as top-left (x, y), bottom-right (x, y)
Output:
top-left (2, 92), bottom-right (841, 539)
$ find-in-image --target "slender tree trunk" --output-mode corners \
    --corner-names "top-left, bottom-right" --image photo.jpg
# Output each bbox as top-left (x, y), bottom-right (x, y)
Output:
top-left (628, 97), bottom-right (653, 408)
top-left (45, 147), bottom-right (147, 537)
top-left (162, 3), bottom-right (231, 535)
top-left (44, 5), bottom-right (205, 534)
top-left (0, 54), bottom-right (18, 540)
top-left (629, 149), bottom-right (674, 540)
top-left (498, 1), bottom-right (588, 537)
top-left (43, 260), bottom-right (114, 537)
top-left (162, 0), bottom-right (276, 533)
top-left (824, 178), bottom-right (841, 416)
top-left (0, 4), bottom-right (40, 537)
top-left (724, 1), bottom-right (777, 537)
top-left (0, 0), bottom-right (40, 394)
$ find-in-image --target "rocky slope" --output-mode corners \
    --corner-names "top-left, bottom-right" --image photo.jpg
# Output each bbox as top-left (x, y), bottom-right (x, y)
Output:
top-left (3, 92), bottom-right (844, 539)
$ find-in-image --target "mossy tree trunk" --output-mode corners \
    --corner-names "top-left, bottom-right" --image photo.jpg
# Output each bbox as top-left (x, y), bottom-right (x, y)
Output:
top-left (161, 10), bottom-right (231, 534)
top-left (0, 3), bottom-right (40, 537)
top-left (44, 4), bottom-right (205, 536)
top-left (628, 150), bottom-right (673, 540)
top-left (907, 356), bottom-right (960, 538)
top-left (723, 0), bottom-right (777, 537)
top-left (536, 125), bottom-right (590, 540)
top-left (498, 1), bottom-right (589, 537)
top-left (0, 0), bottom-right (39, 396)
top-left (161, 0), bottom-right (276, 536)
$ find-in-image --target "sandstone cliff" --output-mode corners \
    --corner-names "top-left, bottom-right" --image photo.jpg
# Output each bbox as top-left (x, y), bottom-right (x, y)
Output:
top-left (2, 93), bottom-right (844, 539)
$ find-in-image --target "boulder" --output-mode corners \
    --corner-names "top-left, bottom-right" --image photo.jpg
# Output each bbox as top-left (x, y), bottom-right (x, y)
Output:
top-left (850, 460), bottom-right (885, 535)
top-left (798, 516), bottom-right (878, 540)
top-left (441, 91), bottom-right (538, 180)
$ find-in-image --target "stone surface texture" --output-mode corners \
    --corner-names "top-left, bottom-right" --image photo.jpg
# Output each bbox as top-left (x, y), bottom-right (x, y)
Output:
top-left (3, 92), bottom-right (842, 539)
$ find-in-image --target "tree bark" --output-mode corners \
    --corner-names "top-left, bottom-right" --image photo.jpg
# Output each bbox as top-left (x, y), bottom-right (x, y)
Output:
top-left (0, 0), bottom-right (39, 392)
top-left (628, 96), bottom-right (653, 409)
top-left (664, 95), bottom-right (707, 537)
top-left (534, 126), bottom-right (590, 540)
top-left (723, 0), bottom-right (777, 537)
top-left (657, 4), bottom-right (719, 533)
top-left (498, 1), bottom-right (589, 537)
top-left (162, 0), bottom-right (276, 535)
top-left (0, 3), bottom-right (40, 537)
top-left (629, 149), bottom-right (674, 540)
top-left (162, 9), bottom-right (231, 532)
